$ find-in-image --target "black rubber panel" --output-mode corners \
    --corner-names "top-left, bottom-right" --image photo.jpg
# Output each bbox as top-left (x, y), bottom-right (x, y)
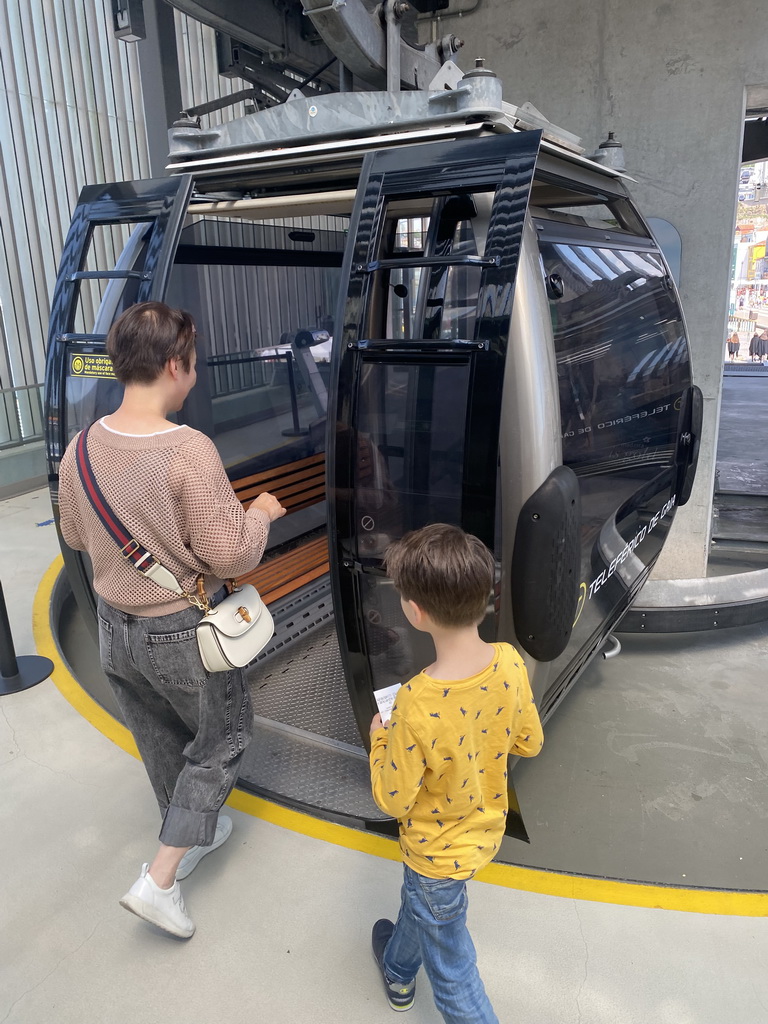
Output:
top-left (620, 597), bottom-right (768, 633)
top-left (511, 465), bottom-right (581, 661)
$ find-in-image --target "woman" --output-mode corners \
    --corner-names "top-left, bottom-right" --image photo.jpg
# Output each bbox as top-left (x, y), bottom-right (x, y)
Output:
top-left (58, 301), bottom-right (285, 939)
top-left (729, 331), bottom-right (740, 361)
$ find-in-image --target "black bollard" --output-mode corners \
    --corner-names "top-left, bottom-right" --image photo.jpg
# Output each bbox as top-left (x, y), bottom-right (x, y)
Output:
top-left (0, 580), bottom-right (53, 695)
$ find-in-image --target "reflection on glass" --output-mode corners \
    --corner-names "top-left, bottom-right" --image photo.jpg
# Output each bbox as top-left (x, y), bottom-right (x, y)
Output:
top-left (65, 372), bottom-right (124, 443)
top-left (541, 241), bottom-right (688, 474)
top-left (377, 195), bottom-right (489, 343)
top-left (529, 187), bottom-right (647, 236)
top-left (354, 361), bottom-right (470, 559)
top-left (164, 215), bottom-right (345, 469)
top-left (394, 217), bottom-right (428, 253)
top-left (388, 267), bottom-right (424, 340)
top-left (361, 574), bottom-right (434, 690)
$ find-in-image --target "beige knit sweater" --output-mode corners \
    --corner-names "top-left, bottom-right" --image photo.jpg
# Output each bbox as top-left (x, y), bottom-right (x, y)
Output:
top-left (58, 420), bottom-right (270, 617)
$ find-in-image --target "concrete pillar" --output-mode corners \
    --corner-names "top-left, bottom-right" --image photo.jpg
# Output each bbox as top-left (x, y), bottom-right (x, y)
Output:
top-left (135, 0), bottom-right (183, 176)
top-left (440, 0), bottom-right (768, 578)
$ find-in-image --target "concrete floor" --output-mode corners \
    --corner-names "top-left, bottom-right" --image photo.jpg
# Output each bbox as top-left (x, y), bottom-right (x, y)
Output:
top-left (3, 489), bottom-right (768, 1024)
top-left (511, 624), bottom-right (768, 888)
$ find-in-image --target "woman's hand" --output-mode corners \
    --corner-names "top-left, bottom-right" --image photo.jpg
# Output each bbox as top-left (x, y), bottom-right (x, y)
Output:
top-left (252, 491), bottom-right (287, 522)
top-left (370, 713), bottom-right (387, 735)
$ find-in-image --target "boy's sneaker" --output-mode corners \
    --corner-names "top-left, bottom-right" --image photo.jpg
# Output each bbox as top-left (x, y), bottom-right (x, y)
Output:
top-left (372, 919), bottom-right (416, 1012)
top-left (176, 815), bottom-right (233, 880)
top-left (119, 863), bottom-right (195, 939)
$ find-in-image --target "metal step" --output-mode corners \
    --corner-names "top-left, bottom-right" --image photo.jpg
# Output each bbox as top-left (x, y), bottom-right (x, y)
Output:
top-left (237, 715), bottom-right (388, 825)
top-left (250, 622), bottom-right (361, 747)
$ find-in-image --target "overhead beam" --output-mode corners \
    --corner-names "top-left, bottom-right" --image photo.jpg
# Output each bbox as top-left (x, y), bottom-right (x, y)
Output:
top-left (163, 0), bottom-right (338, 85)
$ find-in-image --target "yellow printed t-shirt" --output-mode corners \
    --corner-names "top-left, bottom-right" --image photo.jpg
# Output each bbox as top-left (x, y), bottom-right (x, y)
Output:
top-left (369, 642), bottom-right (543, 880)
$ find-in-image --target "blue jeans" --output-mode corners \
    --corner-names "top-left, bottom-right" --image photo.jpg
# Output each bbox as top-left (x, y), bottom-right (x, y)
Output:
top-left (383, 865), bottom-right (499, 1024)
top-left (97, 597), bottom-right (253, 849)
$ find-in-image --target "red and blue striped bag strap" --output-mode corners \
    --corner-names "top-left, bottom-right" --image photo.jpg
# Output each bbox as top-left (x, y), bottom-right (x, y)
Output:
top-left (74, 425), bottom-right (157, 573)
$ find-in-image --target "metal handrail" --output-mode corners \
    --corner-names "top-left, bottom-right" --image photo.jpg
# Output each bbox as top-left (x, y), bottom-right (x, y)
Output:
top-left (0, 384), bottom-right (45, 451)
top-left (207, 349), bottom-right (311, 398)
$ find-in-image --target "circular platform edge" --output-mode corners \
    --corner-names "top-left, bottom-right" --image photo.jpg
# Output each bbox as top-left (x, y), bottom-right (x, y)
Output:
top-left (34, 557), bottom-right (768, 917)
top-left (622, 568), bottom-right (768, 632)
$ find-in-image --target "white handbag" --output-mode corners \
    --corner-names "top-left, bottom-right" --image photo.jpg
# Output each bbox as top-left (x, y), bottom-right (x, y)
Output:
top-left (195, 583), bottom-right (274, 673)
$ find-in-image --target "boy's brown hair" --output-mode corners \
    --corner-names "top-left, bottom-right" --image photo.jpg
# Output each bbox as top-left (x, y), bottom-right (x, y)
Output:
top-left (106, 301), bottom-right (196, 384)
top-left (385, 523), bottom-right (494, 627)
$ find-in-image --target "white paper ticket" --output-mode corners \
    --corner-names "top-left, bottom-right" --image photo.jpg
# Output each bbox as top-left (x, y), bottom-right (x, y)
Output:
top-left (373, 683), bottom-right (401, 724)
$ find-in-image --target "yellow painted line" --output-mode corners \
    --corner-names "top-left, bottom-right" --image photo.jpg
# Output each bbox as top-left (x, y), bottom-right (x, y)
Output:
top-left (35, 557), bottom-right (768, 917)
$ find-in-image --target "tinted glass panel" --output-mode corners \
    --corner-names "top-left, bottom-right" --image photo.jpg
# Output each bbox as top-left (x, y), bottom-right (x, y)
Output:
top-left (165, 214), bottom-right (346, 553)
top-left (62, 222), bottom-right (155, 442)
top-left (540, 241), bottom-right (688, 476)
top-left (353, 360), bottom-right (471, 560)
top-left (530, 181), bottom-right (646, 236)
top-left (371, 192), bottom-right (490, 342)
top-left (360, 574), bottom-right (435, 691)
top-left (387, 266), bottom-right (425, 340)
top-left (64, 343), bottom-right (124, 442)
top-left (70, 223), bottom-right (152, 336)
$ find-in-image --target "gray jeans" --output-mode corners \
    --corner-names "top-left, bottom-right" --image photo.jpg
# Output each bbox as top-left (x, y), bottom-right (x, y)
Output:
top-left (97, 597), bottom-right (253, 848)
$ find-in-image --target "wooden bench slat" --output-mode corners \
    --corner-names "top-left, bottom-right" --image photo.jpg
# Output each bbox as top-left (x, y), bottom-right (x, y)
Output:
top-left (237, 450), bottom-right (325, 483)
top-left (243, 541), bottom-right (327, 591)
top-left (233, 452), bottom-right (325, 492)
top-left (240, 478), bottom-right (326, 507)
top-left (239, 537), bottom-right (327, 582)
top-left (241, 556), bottom-right (326, 595)
top-left (235, 463), bottom-right (325, 499)
top-left (231, 452), bottom-right (328, 606)
top-left (240, 485), bottom-right (325, 516)
top-left (237, 537), bottom-right (329, 606)
top-left (259, 564), bottom-right (329, 606)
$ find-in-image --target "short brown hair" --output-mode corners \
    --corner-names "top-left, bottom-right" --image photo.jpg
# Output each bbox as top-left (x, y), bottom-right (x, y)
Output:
top-left (385, 524), bottom-right (494, 627)
top-left (106, 302), bottom-right (196, 384)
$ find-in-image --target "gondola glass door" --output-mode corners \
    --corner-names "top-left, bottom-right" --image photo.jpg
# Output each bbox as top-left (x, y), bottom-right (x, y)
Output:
top-left (45, 176), bottom-right (193, 637)
top-left (328, 132), bottom-right (542, 741)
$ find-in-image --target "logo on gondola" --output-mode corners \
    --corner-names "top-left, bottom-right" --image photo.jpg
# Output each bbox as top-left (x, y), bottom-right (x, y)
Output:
top-left (361, 516), bottom-right (375, 531)
top-left (573, 582), bottom-right (587, 626)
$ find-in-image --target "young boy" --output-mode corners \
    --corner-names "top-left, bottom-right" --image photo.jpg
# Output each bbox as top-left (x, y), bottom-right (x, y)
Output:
top-left (369, 523), bottom-right (543, 1023)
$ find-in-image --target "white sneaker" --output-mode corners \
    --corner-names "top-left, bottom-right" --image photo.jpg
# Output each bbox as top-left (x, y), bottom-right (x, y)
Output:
top-left (119, 864), bottom-right (195, 939)
top-left (176, 815), bottom-right (233, 881)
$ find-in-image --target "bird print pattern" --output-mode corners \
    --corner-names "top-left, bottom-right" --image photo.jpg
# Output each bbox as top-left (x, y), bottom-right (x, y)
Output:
top-left (369, 642), bottom-right (543, 881)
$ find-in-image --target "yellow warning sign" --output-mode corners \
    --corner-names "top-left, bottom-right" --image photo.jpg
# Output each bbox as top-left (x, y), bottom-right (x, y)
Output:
top-left (69, 353), bottom-right (116, 379)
